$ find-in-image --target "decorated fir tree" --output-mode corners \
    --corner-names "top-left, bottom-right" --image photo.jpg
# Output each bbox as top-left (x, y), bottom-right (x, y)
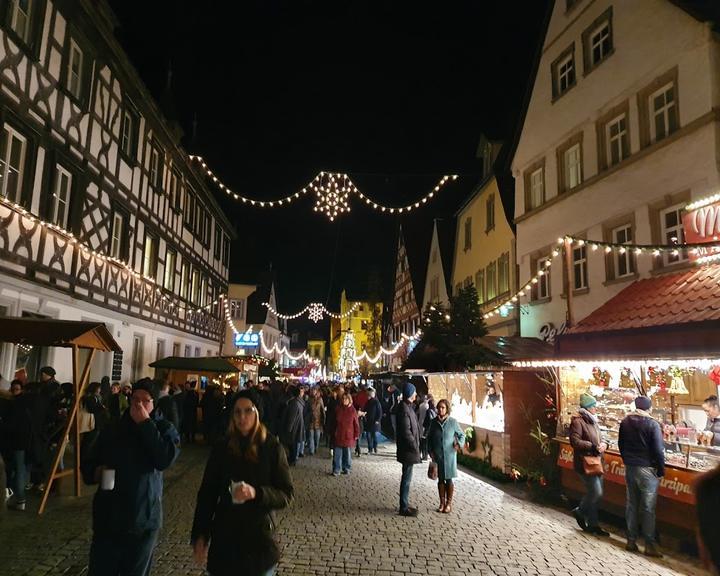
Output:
top-left (339, 330), bottom-right (359, 377)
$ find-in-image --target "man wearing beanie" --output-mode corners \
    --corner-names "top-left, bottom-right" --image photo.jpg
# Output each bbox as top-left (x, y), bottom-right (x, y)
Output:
top-left (618, 395), bottom-right (664, 557)
top-left (396, 382), bottom-right (421, 516)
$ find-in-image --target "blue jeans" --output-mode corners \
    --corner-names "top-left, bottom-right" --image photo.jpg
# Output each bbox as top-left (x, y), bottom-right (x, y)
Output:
top-left (9, 450), bottom-right (28, 503)
top-left (625, 465), bottom-right (660, 543)
top-left (309, 429), bottom-right (321, 454)
top-left (89, 529), bottom-right (158, 576)
top-left (366, 430), bottom-right (378, 452)
top-left (400, 463), bottom-right (414, 511)
top-left (332, 446), bottom-right (352, 473)
top-left (297, 440), bottom-right (305, 457)
top-left (578, 473), bottom-right (604, 528)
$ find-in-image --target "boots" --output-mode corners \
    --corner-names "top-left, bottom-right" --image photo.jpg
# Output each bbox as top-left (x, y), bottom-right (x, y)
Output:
top-left (437, 482), bottom-right (446, 512)
top-left (443, 482), bottom-right (454, 513)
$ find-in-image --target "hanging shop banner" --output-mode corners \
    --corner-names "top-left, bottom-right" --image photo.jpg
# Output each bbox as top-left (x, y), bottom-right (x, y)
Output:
top-left (557, 442), bottom-right (695, 504)
top-left (683, 200), bottom-right (720, 262)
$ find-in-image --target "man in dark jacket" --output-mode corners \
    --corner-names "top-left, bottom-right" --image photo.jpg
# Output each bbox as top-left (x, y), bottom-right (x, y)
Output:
top-left (364, 387), bottom-right (382, 454)
top-left (280, 386), bottom-right (304, 465)
top-left (182, 381), bottom-right (199, 444)
top-left (396, 382), bottom-right (421, 516)
top-left (5, 380), bottom-right (32, 510)
top-left (618, 396), bottom-right (664, 557)
top-left (83, 379), bottom-right (180, 576)
top-left (702, 395), bottom-right (720, 446)
top-left (155, 381), bottom-right (180, 432)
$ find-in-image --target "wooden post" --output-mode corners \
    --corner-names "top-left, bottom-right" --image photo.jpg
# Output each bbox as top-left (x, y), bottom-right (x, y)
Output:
top-left (564, 238), bottom-right (575, 328)
top-left (38, 346), bottom-right (96, 514)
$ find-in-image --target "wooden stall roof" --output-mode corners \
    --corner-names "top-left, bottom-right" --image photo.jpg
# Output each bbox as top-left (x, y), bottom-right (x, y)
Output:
top-left (476, 336), bottom-right (555, 363)
top-left (0, 317), bottom-right (121, 351)
top-left (556, 265), bottom-right (720, 359)
top-left (149, 356), bottom-right (239, 373)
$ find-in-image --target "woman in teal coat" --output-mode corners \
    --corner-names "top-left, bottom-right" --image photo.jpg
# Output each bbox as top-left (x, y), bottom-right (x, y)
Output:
top-left (427, 399), bottom-right (465, 513)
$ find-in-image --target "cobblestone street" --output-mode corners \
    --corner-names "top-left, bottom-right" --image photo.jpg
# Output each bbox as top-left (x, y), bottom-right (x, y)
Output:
top-left (0, 441), bottom-right (709, 576)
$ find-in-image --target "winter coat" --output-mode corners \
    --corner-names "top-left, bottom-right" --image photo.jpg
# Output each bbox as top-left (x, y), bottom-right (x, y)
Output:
top-left (191, 434), bottom-right (294, 576)
top-left (5, 393), bottom-right (33, 452)
top-left (309, 397), bottom-right (325, 430)
top-left (364, 397), bottom-right (383, 433)
top-left (569, 409), bottom-right (604, 475)
top-left (82, 411), bottom-right (180, 535)
top-left (427, 416), bottom-right (465, 480)
top-left (324, 397), bottom-right (338, 440)
top-left (618, 411), bottom-right (665, 476)
top-left (156, 394), bottom-right (180, 432)
top-left (183, 389), bottom-right (199, 419)
top-left (417, 401), bottom-right (429, 436)
top-left (280, 397), bottom-right (304, 448)
top-left (333, 404), bottom-right (360, 448)
top-left (396, 401), bottom-right (421, 465)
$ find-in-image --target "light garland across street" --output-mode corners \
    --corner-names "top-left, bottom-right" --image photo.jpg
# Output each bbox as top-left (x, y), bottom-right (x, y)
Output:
top-left (354, 330), bottom-right (422, 364)
top-left (262, 301), bottom-right (360, 322)
top-left (189, 155), bottom-right (458, 221)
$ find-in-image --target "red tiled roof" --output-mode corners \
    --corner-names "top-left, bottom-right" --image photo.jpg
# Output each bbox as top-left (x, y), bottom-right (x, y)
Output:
top-left (566, 264), bottom-right (720, 334)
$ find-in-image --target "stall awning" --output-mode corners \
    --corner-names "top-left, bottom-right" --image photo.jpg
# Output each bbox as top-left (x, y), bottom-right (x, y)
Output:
top-left (148, 356), bottom-right (239, 373)
top-left (557, 264), bottom-right (720, 358)
top-left (0, 317), bottom-right (121, 351)
top-left (477, 336), bottom-right (555, 363)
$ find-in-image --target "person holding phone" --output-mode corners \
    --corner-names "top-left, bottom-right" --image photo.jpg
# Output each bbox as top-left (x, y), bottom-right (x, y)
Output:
top-left (191, 389), bottom-right (294, 576)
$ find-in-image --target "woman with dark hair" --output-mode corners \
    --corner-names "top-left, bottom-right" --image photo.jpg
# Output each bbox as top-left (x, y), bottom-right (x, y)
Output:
top-left (427, 399), bottom-right (465, 513)
top-left (191, 390), bottom-right (293, 576)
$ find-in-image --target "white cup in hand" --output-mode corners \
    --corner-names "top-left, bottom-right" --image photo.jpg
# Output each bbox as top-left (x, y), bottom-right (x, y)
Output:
top-left (229, 480), bottom-right (246, 504)
top-left (101, 468), bottom-right (115, 491)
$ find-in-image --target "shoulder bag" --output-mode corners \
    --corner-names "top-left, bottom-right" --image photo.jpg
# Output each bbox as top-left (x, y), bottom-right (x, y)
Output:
top-left (427, 461), bottom-right (438, 480)
top-left (78, 403), bottom-right (96, 434)
top-left (582, 455), bottom-right (603, 476)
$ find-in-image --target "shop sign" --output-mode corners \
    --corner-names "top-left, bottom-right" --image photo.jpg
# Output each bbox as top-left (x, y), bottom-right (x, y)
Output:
top-left (234, 332), bottom-right (260, 347)
top-left (557, 443), bottom-right (695, 504)
top-left (683, 200), bottom-right (720, 262)
top-left (539, 321), bottom-right (566, 343)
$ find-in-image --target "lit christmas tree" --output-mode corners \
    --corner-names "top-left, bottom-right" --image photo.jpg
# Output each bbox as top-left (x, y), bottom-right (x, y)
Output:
top-left (339, 330), bottom-right (359, 378)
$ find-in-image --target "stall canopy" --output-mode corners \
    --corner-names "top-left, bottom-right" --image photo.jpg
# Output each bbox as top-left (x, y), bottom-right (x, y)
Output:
top-left (556, 264), bottom-right (720, 358)
top-left (476, 336), bottom-right (555, 365)
top-left (149, 355), bottom-right (239, 373)
top-left (0, 317), bottom-right (121, 514)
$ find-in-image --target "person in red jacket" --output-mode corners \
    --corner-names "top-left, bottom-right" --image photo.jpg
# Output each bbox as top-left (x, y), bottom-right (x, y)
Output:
top-left (330, 393), bottom-right (359, 476)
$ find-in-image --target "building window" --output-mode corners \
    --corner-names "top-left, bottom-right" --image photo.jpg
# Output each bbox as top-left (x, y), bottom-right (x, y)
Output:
top-left (498, 252), bottom-right (510, 295)
top-left (463, 217), bottom-right (472, 251)
top-left (613, 225), bottom-right (635, 278)
top-left (0, 125), bottom-right (26, 202)
top-left (572, 245), bottom-right (588, 291)
top-left (164, 250), bottom-right (176, 292)
top-left (149, 145), bottom-right (162, 189)
top-left (51, 164), bottom-right (72, 228)
top-left (430, 276), bottom-right (439, 302)
top-left (475, 269), bottom-right (485, 304)
top-left (650, 83), bottom-right (678, 143)
top-left (525, 166), bottom-right (545, 211)
top-left (486, 261), bottom-right (497, 301)
top-left (566, 0), bottom-right (582, 10)
top-left (214, 225), bottom-right (222, 260)
top-left (536, 258), bottom-right (551, 300)
top-left (200, 276), bottom-right (207, 307)
top-left (155, 339), bottom-right (165, 361)
top-left (142, 233), bottom-right (157, 279)
top-left (431, 249), bottom-right (438, 264)
top-left (222, 234), bottom-right (230, 267)
top-left (9, 0), bottom-right (33, 42)
top-left (660, 204), bottom-right (688, 265)
top-left (67, 39), bottom-right (83, 99)
top-left (551, 44), bottom-right (576, 99)
top-left (120, 109), bottom-right (137, 159)
top-left (180, 261), bottom-right (190, 301)
top-left (231, 299), bottom-right (244, 319)
top-left (582, 8), bottom-right (613, 73)
top-left (172, 342), bottom-right (180, 356)
top-left (131, 334), bottom-right (144, 382)
top-left (607, 114), bottom-right (629, 167)
top-left (191, 269), bottom-right (200, 304)
top-left (183, 186), bottom-right (195, 226)
top-left (184, 344), bottom-right (191, 358)
top-left (203, 214), bottom-right (211, 246)
top-left (109, 212), bottom-right (124, 259)
top-left (486, 194), bottom-right (495, 232)
top-left (563, 143), bottom-right (582, 191)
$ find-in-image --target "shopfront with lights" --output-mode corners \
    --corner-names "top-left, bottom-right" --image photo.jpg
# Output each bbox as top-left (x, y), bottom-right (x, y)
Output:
top-left (527, 264), bottom-right (720, 533)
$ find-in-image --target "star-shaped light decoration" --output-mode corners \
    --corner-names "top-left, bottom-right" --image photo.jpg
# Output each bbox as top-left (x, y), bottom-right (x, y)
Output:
top-left (313, 172), bottom-right (351, 222)
top-left (308, 303), bottom-right (324, 323)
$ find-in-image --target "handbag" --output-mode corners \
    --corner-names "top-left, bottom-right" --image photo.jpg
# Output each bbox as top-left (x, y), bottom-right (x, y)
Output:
top-left (582, 455), bottom-right (603, 476)
top-left (78, 404), bottom-right (95, 434)
top-left (427, 461), bottom-right (438, 480)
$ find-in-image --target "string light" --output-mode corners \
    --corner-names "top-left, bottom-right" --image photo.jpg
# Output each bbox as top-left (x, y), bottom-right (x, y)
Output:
top-left (262, 301), bottom-right (359, 322)
top-left (189, 155), bottom-right (458, 221)
top-left (686, 193), bottom-right (720, 212)
top-left (354, 330), bottom-right (422, 364)
top-left (513, 358), bottom-right (720, 371)
top-left (0, 195), bottom-right (219, 317)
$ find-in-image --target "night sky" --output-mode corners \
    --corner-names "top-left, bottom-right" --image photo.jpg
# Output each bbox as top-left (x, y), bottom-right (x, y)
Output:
top-left (107, 1), bottom-right (551, 333)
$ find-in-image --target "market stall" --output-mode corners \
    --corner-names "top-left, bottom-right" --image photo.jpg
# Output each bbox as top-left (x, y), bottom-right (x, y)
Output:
top-left (517, 264), bottom-right (720, 533)
top-left (149, 356), bottom-right (240, 390)
top-left (425, 336), bottom-right (554, 473)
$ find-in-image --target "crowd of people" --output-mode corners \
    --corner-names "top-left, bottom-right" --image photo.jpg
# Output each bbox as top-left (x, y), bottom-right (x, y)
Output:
top-left (4, 369), bottom-right (720, 576)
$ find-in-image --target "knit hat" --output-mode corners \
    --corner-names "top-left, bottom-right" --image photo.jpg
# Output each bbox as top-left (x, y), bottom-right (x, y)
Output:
top-left (40, 366), bottom-right (56, 377)
top-left (635, 396), bottom-right (652, 411)
top-left (232, 388), bottom-right (263, 420)
top-left (132, 378), bottom-right (156, 400)
top-left (402, 382), bottom-right (417, 400)
top-left (579, 393), bottom-right (596, 409)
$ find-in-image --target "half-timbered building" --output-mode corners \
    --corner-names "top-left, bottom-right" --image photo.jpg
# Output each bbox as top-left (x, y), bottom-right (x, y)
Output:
top-left (0, 0), bottom-right (234, 383)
